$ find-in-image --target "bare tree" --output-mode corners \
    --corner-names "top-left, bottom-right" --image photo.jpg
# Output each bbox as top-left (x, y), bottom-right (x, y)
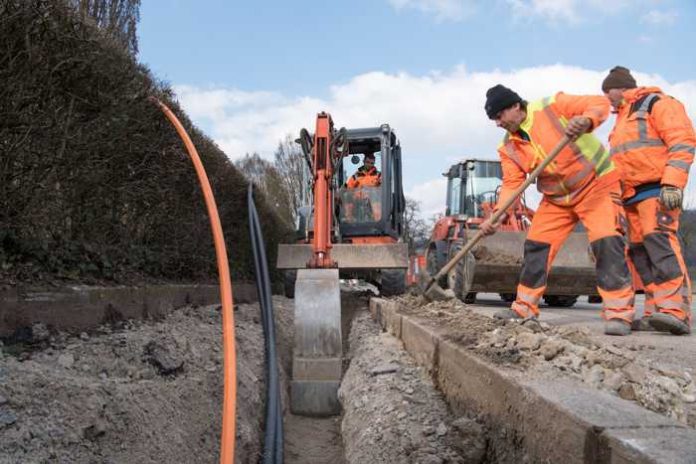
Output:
top-left (71, 0), bottom-right (141, 55)
top-left (273, 134), bottom-right (306, 222)
top-left (403, 197), bottom-right (431, 254)
top-left (236, 153), bottom-right (293, 226)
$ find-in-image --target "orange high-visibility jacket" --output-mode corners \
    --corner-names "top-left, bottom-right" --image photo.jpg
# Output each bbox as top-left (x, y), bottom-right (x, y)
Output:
top-left (608, 86), bottom-right (695, 200)
top-left (496, 92), bottom-right (615, 208)
top-left (347, 166), bottom-right (381, 188)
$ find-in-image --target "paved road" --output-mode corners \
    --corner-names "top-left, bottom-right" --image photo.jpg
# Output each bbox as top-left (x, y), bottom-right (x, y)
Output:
top-left (469, 292), bottom-right (696, 374)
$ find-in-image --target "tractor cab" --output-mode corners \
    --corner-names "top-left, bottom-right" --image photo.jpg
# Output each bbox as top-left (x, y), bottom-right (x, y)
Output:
top-left (444, 158), bottom-right (531, 231)
top-left (445, 159), bottom-right (504, 223)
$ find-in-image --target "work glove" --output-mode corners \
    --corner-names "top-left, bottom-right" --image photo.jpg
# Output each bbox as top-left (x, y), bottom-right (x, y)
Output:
top-left (659, 185), bottom-right (683, 210)
top-left (564, 117), bottom-right (591, 139)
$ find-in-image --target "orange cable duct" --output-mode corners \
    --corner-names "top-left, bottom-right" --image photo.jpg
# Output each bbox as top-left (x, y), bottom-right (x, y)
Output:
top-left (151, 98), bottom-right (237, 463)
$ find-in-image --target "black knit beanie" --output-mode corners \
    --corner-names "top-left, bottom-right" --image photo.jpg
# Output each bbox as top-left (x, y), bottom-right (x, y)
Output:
top-left (485, 85), bottom-right (523, 119)
top-left (602, 66), bottom-right (637, 92)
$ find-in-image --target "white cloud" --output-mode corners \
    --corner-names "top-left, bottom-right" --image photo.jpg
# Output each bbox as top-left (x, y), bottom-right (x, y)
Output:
top-left (641, 9), bottom-right (678, 25)
top-left (506, 0), bottom-right (632, 25)
top-left (173, 64), bottom-right (696, 215)
top-left (406, 178), bottom-right (448, 219)
top-left (387, 0), bottom-right (476, 21)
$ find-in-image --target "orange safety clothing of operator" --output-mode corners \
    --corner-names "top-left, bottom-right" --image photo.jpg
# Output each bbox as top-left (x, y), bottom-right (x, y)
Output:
top-left (494, 92), bottom-right (634, 323)
top-left (346, 165), bottom-right (381, 189)
top-left (608, 86), bottom-right (694, 325)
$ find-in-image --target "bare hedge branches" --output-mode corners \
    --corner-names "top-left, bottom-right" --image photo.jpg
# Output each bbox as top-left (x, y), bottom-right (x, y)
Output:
top-left (71, 0), bottom-right (140, 55)
top-left (0, 0), bottom-right (289, 285)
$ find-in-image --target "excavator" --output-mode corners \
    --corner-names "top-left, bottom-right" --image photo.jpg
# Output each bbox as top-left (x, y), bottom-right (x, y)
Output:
top-left (276, 112), bottom-right (408, 415)
top-left (425, 158), bottom-right (600, 307)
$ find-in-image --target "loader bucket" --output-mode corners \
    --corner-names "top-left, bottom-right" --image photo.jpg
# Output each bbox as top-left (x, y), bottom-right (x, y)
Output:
top-left (291, 268), bottom-right (342, 416)
top-left (465, 231), bottom-right (598, 296)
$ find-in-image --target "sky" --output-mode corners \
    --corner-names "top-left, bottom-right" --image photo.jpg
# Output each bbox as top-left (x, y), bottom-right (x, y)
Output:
top-left (138, 0), bottom-right (696, 218)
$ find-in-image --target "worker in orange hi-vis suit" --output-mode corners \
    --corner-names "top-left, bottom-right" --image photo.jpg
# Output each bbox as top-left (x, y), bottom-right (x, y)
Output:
top-left (346, 152), bottom-right (381, 188)
top-left (480, 84), bottom-right (635, 336)
top-left (344, 152), bottom-right (382, 221)
top-left (602, 66), bottom-right (694, 336)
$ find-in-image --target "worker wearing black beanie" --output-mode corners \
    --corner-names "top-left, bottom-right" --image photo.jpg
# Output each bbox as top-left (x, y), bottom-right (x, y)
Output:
top-left (480, 83), bottom-right (635, 336)
top-left (484, 84), bottom-right (523, 120)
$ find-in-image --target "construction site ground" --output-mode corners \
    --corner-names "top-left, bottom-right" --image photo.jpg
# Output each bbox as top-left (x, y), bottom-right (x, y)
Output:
top-left (374, 291), bottom-right (696, 463)
top-left (3, 288), bottom-right (696, 463)
top-left (470, 292), bottom-right (696, 376)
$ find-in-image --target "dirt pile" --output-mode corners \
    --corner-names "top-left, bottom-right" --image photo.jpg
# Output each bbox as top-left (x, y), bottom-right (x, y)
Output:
top-left (339, 310), bottom-right (487, 464)
top-left (392, 295), bottom-right (696, 427)
top-left (0, 298), bottom-right (294, 463)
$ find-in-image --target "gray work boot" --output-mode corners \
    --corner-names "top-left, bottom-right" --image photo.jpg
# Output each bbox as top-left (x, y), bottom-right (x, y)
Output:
top-left (493, 309), bottom-right (533, 321)
top-left (605, 319), bottom-right (631, 336)
top-left (493, 309), bottom-right (521, 320)
top-left (631, 318), bottom-right (654, 332)
top-left (648, 313), bottom-right (691, 335)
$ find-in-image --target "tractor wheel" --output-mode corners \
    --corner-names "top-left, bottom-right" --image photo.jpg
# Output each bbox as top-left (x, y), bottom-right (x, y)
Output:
top-left (500, 293), bottom-right (516, 303)
top-left (543, 295), bottom-right (579, 308)
top-left (425, 244), bottom-right (447, 288)
top-left (283, 270), bottom-right (297, 299)
top-left (380, 269), bottom-right (406, 296)
top-left (449, 239), bottom-right (476, 303)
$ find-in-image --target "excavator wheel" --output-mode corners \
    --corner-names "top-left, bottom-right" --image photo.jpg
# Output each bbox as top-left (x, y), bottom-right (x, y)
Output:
top-left (283, 270), bottom-right (297, 299)
top-left (380, 268), bottom-right (406, 296)
top-left (543, 294), bottom-right (579, 308)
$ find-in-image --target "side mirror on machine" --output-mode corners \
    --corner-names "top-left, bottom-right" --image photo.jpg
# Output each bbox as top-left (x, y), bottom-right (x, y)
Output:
top-left (351, 155), bottom-right (361, 165)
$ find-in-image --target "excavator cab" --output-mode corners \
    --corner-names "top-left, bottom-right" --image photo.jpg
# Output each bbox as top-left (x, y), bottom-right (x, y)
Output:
top-left (337, 126), bottom-right (405, 240)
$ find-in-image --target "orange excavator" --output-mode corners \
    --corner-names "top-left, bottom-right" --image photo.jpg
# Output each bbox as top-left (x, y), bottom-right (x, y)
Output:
top-left (276, 112), bottom-right (408, 415)
top-left (425, 158), bottom-right (601, 307)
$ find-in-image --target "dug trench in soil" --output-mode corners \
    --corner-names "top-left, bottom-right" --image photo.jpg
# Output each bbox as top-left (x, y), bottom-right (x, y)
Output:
top-left (391, 294), bottom-right (696, 427)
top-left (339, 306), bottom-right (490, 464)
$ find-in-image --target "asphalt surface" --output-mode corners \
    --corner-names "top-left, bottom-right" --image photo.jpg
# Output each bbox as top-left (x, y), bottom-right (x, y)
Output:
top-left (469, 292), bottom-right (696, 375)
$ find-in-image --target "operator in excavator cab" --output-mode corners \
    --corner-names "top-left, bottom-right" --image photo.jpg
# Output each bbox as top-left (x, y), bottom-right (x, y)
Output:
top-left (346, 152), bottom-right (381, 189)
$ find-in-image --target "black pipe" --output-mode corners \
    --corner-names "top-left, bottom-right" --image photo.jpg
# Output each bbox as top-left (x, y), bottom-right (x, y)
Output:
top-left (248, 185), bottom-right (284, 463)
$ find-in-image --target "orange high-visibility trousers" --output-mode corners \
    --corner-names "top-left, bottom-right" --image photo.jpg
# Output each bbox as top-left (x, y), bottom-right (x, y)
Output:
top-left (625, 197), bottom-right (692, 324)
top-left (510, 179), bottom-right (634, 320)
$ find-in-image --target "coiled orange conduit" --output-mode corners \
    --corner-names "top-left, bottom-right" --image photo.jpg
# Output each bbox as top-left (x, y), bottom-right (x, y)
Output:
top-left (151, 98), bottom-right (237, 463)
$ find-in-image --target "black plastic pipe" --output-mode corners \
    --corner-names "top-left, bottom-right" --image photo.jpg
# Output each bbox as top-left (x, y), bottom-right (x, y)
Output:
top-left (248, 185), bottom-right (284, 463)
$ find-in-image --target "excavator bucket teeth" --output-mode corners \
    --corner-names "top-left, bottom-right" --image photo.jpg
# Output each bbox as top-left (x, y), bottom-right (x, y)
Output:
top-left (291, 268), bottom-right (342, 416)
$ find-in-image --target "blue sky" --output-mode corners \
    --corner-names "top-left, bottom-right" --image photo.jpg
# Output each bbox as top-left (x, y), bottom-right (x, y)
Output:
top-left (138, 0), bottom-right (696, 215)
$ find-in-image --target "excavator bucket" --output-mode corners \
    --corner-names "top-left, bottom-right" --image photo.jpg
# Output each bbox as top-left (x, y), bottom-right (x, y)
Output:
top-left (465, 230), bottom-right (597, 296)
top-left (291, 268), bottom-right (342, 416)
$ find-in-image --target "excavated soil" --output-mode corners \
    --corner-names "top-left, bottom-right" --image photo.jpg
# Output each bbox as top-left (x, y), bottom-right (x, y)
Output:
top-left (392, 294), bottom-right (696, 427)
top-left (0, 298), bottom-right (295, 463)
top-left (339, 310), bottom-right (487, 464)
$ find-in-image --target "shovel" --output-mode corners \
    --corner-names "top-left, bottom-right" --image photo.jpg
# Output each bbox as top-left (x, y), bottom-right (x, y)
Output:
top-left (421, 134), bottom-right (573, 301)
